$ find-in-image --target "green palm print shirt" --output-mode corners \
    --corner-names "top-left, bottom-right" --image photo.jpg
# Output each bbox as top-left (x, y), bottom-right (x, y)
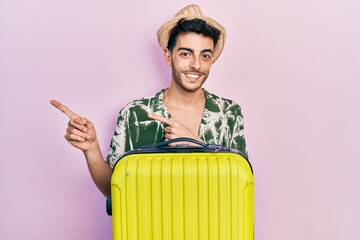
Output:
top-left (106, 89), bottom-right (247, 168)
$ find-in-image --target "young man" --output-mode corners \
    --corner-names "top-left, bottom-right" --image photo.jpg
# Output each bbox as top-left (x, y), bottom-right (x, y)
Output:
top-left (51, 4), bottom-right (247, 197)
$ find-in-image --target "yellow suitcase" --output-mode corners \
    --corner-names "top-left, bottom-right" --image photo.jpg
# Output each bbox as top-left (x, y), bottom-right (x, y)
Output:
top-left (107, 138), bottom-right (254, 240)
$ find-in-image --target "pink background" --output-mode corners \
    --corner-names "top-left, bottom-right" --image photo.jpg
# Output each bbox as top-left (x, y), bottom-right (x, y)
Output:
top-left (1, 0), bottom-right (359, 239)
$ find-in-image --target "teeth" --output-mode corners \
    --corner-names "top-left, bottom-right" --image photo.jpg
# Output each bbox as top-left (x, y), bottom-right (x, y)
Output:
top-left (186, 73), bottom-right (200, 78)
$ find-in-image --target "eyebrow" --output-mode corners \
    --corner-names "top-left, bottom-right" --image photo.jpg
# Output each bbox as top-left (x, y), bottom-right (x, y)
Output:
top-left (178, 47), bottom-right (214, 54)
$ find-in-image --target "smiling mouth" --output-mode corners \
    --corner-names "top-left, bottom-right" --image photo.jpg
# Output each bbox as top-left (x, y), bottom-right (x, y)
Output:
top-left (184, 72), bottom-right (203, 80)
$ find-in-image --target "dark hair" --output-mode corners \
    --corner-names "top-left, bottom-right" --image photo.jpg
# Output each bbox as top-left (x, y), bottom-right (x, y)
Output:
top-left (167, 18), bottom-right (221, 52)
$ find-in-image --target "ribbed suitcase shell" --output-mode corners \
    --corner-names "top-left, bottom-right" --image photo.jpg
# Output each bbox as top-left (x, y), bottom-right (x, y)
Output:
top-left (111, 149), bottom-right (253, 240)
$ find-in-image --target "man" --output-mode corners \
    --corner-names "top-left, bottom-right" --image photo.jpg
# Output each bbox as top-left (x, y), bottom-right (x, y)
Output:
top-left (51, 4), bottom-right (247, 197)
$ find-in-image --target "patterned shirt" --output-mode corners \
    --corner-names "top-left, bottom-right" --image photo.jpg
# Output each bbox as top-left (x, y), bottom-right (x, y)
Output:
top-left (106, 89), bottom-right (247, 168)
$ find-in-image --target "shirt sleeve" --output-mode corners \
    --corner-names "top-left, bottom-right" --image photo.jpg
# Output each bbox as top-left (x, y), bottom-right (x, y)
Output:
top-left (228, 103), bottom-right (248, 159)
top-left (105, 108), bottom-right (128, 169)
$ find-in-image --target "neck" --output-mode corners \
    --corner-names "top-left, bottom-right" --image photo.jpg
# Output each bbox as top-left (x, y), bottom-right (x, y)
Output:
top-left (163, 83), bottom-right (205, 108)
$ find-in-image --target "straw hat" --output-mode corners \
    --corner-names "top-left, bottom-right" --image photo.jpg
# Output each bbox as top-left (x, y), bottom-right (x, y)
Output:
top-left (157, 4), bottom-right (226, 63)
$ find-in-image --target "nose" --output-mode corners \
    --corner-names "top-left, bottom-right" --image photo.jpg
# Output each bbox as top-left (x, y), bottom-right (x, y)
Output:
top-left (190, 55), bottom-right (201, 70)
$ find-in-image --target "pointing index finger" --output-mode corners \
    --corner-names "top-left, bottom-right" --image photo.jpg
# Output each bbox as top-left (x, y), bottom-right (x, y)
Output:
top-left (148, 113), bottom-right (173, 126)
top-left (50, 99), bottom-right (79, 119)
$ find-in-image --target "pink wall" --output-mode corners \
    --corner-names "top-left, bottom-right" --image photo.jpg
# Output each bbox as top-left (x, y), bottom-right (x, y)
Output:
top-left (1, 0), bottom-right (359, 239)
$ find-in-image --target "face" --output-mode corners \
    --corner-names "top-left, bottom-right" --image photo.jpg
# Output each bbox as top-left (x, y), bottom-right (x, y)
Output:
top-left (165, 32), bottom-right (215, 93)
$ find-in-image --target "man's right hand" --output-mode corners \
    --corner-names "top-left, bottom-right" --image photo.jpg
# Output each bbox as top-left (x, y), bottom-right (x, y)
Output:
top-left (50, 100), bottom-right (98, 152)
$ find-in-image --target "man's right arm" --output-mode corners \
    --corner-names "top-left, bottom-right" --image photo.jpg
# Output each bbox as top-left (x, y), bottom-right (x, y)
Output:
top-left (50, 100), bottom-right (112, 197)
top-left (82, 140), bottom-right (112, 197)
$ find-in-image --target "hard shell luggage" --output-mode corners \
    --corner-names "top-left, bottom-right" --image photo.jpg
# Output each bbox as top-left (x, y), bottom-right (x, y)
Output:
top-left (107, 138), bottom-right (254, 240)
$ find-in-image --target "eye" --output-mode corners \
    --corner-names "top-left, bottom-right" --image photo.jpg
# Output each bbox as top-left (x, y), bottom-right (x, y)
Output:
top-left (179, 52), bottom-right (191, 57)
top-left (202, 53), bottom-right (213, 60)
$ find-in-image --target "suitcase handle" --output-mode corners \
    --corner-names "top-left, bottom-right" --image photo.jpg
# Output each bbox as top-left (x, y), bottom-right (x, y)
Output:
top-left (141, 137), bottom-right (223, 149)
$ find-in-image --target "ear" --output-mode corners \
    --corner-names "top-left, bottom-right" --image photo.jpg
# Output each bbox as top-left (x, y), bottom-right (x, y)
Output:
top-left (163, 48), bottom-right (172, 66)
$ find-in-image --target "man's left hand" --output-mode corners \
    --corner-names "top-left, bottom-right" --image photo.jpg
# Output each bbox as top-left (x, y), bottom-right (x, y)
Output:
top-left (148, 113), bottom-right (204, 145)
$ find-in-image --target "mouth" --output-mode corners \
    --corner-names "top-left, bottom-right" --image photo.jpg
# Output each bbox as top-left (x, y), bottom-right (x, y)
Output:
top-left (184, 72), bottom-right (203, 80)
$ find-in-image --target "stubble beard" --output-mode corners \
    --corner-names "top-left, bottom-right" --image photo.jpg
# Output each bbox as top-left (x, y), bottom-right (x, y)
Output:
top-left (171, 62), bottom-right (209, 93)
